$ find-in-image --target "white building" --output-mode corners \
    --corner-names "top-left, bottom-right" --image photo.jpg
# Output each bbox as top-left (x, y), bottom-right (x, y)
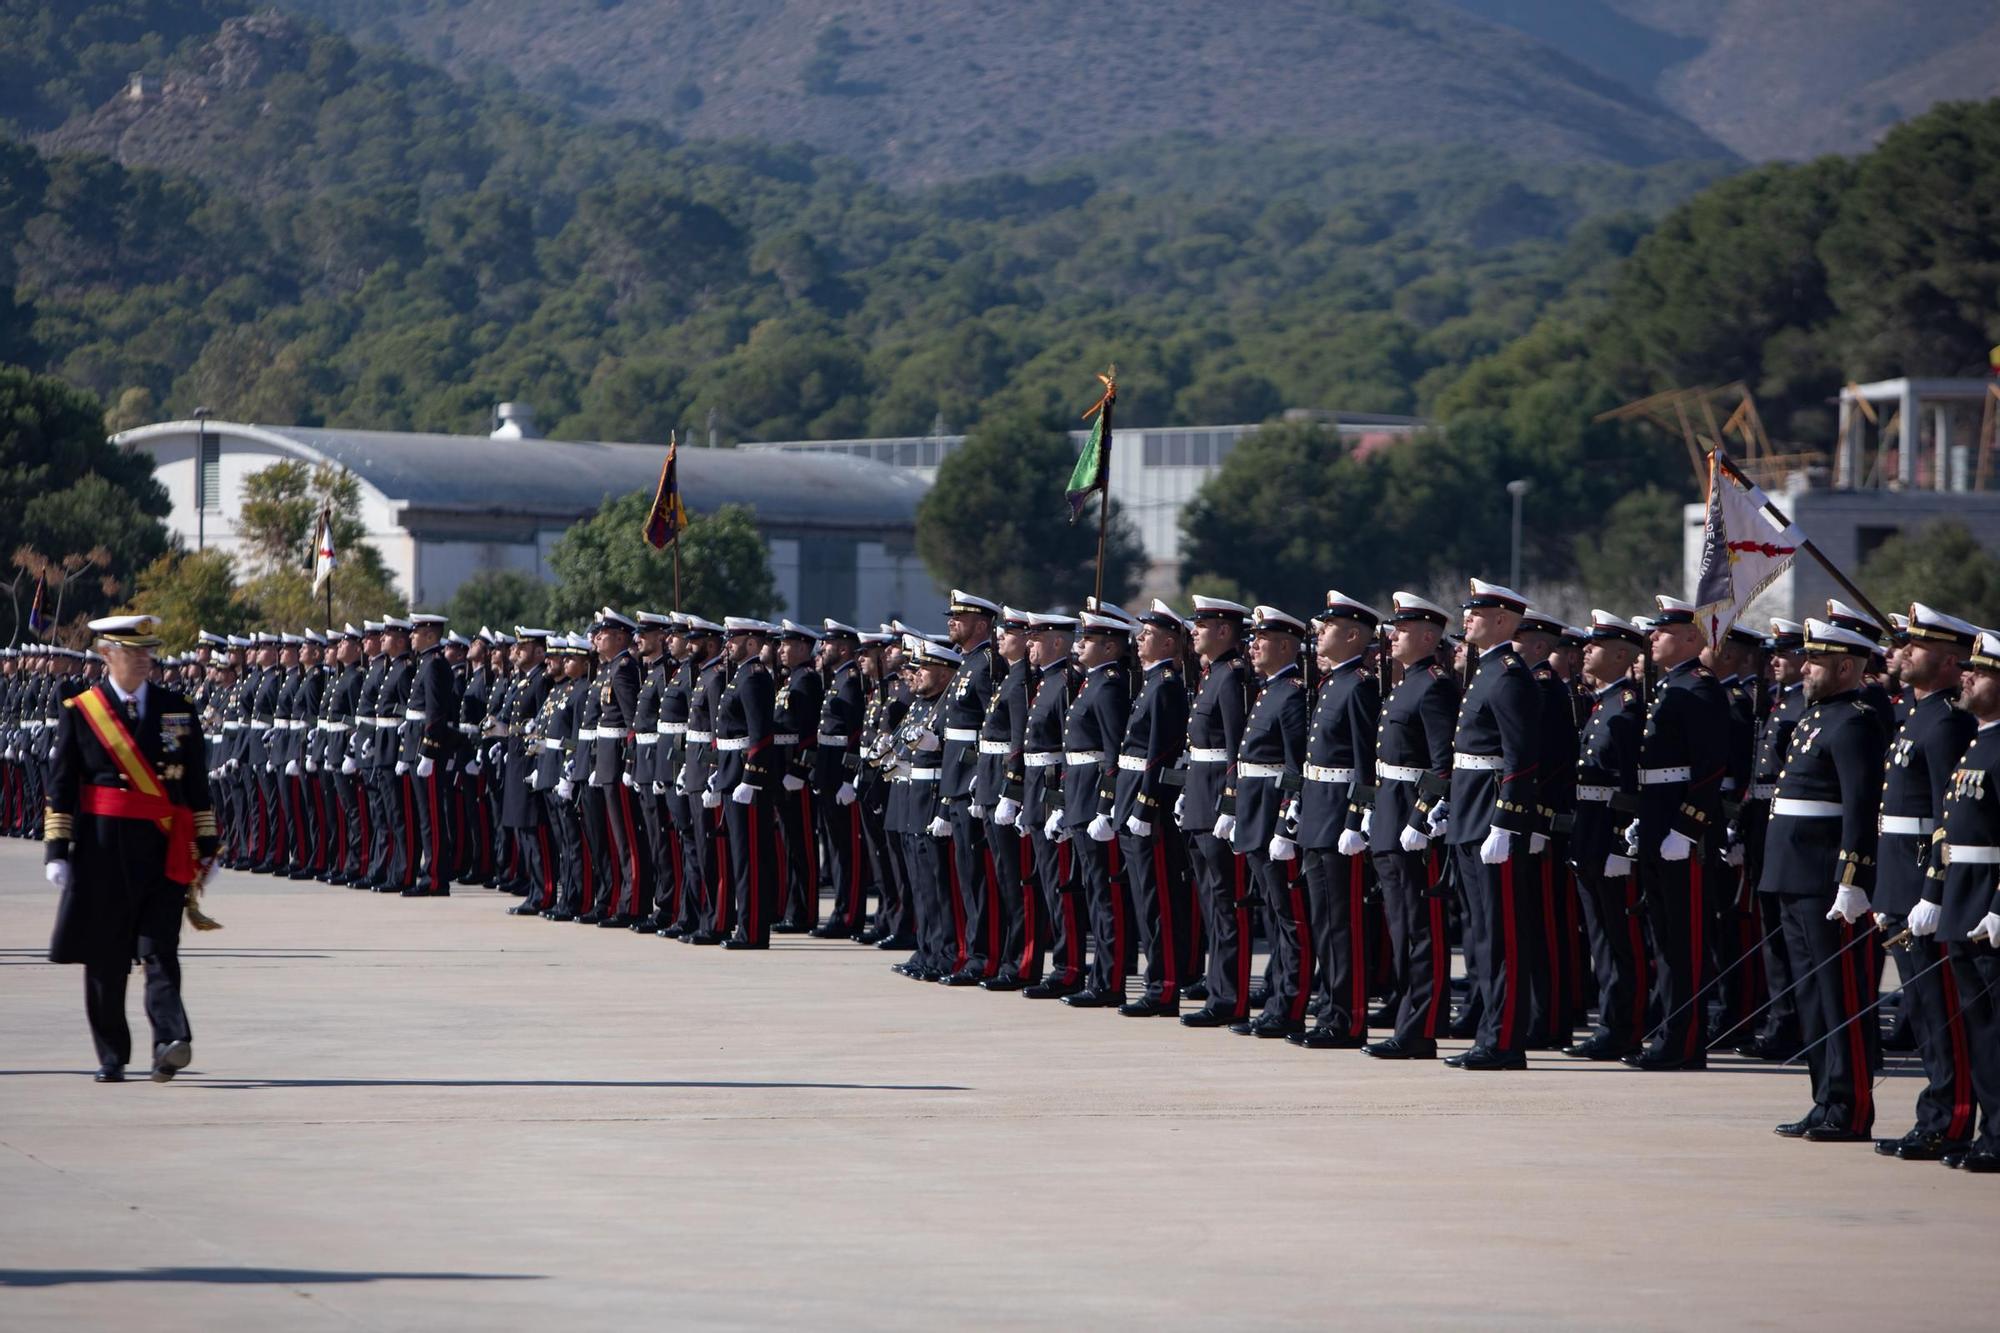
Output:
top-left (115, 417), bottom-right (943, 624)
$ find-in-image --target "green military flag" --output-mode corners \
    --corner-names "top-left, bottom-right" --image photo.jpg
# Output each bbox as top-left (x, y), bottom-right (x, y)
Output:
top-left (1066, 368), bottom-right (1116, 523)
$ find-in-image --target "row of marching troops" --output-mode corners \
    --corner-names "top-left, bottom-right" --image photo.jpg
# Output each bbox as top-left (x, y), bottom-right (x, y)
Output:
top-left (6, 579), bottom-right (2000, 1169)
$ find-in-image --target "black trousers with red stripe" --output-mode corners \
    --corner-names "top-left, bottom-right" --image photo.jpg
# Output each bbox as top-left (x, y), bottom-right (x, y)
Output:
top-left (947, 804), bottom-right (997, 976)
top-left (586, 781), bottom-right (648, 919)
top-left (817, 793), bottom-right (867, 931)
top-left (1884, 922), bottom-right (1975, 1142)
top-left (901, 830), bottom-right (953, 973)
top-left (1074, 834), bottom-right (1131, 996)
top-left (987, 817), bottom-right (1037, 982)
top-left (1254, 852), bottom-right (1314, 1025)
top-left (1455, 844), bottom-right (1529, 1056)
top-left (1303, 847), bottom-right (1370, 1037)
top-left (413, 768), bottom-right (453, 894)
top-left (778, 784), bottom-right (818, 928)
top-left (1123, 827), bottom-right (1191, 1006)
top-left (1641, 853), bottom-right (1709, 1061)
top-left (1778, 896), bottom-right (1879, 1133)
top-left (1376, 847), bottom-right (1449, 1045)
top-left (725, 792), bottom-right (779, 947)
top-left (861, 797), bottom-right (910, 942)
top-left (1945, 944), bottom-right (2000, 1153)
top-left (1029, 826), bottom-right (1081, 988)
top-left (1190, 832), bottom-right (1252, 1019)
top-left (1574, 863), bottom-right (1650, 1052)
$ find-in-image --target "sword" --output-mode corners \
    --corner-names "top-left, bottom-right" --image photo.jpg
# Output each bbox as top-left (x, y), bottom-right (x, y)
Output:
top-left (1876, 946), bottom-right (2000, 1088)
top-left (1705, 920), bottom-right (1900, 1052)
top-left (1645, 920), bottom-right (1782, 1047)
top-left (1788, 951), bottom-right (1949, 1068)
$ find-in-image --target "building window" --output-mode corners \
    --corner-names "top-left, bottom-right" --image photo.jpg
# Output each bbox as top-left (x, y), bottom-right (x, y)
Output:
top-left (1190, 432), bottom-right (1212, 467)
top-left (198, 432), bottom-right (221, 511)
top-left (795, 535), bottom-right (858, 623)
top-left (1143, 435), bottom-right (1163, 466)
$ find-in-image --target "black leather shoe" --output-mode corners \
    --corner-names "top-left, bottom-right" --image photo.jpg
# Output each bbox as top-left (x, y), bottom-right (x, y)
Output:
top-left (1248, 1017), bottom-right (1305, 1039)
top-left (808, 923), bottom-right (848, 939)
top-left (1803, 1123), bottom-right (1869, 1143)
top-left (95, 1064), bottom-right (125, 1083)
top-left (722, 937), bottom-right (767, 950)
top-left (687, 931), bottom-right (722, 945)
top-left (576, 913), bottom-right (604, 925)
top-left (1180, 981), bottom-right (1209, 1002)
top-left (1021, 981), bottom-right (1080, 1000)
top-left (1118, 998), bottom-right (1180, 1018)
top-left (1563, 1037), bottom-right (1630, 1061)
top-left (1367, 1004), bottom-right (1397, 1027)
top-left (597, 915), bottom-right (632, 928)
top-left (1451, 1046), bottom-right (1527, 1071)
top-left (855, 928), bottom-right (887, 945)
top-left (1288, 1026), bottom-right (1365, 1050)
top-left (152, 1039), bottom-right (191, 1083)
top-left (1180, 1008), bottom-right (1238, 1028)
top-left (507, 902), bottom-right (543, 916)
top-left (874, 935), bottom-right (916, 951)
top-left (771, 920), bottom-right (808, 935)
top-left (1774, 1114), bottom-right (1821, 1139)
top-left (1898, 1133), bottom-right (1968, 1162)
top-left (1446, 1013), bottom-right (1478, 1040)
top-left (1363, 1037), bottom-right (1437, 1060)
top-left (1962, 1148), bottom-right (2000, 1173)
top-left (543, 910), bottom-right (575, 922)
top-left (1247, 986), bottom-right (1271, 1009)
top-left (1062, 989), bottom-right (1124, 1008)
top-left (1943, 1148), bottom-right (1971, 1169)
top-left (980, 975), bottom-right (1026, 992)
top-left (658, 924), bottom-right (685, 938)
top-left (937, 971), bottom-right (984, 987)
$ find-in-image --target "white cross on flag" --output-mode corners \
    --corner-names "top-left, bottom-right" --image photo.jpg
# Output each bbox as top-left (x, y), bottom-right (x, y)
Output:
top-left (1692, 453), bottom-right (1801, 646)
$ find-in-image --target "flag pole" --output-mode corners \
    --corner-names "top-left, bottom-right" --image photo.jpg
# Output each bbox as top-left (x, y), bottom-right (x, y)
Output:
top-left (1090, 367), bottom-right (1116, 604)
top-left (672, 535), bottom-right (682, 614)
top-left (1712, 448), bottom-right (1893, 630)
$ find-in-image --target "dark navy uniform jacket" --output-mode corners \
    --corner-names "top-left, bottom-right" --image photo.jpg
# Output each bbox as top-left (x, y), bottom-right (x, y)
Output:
top-left (590, 649), bottom-right (640, 785)
top-left (1757, 687), bottom-right (1885, 899)
top-left (1530, 660), bottom-right (1578, 840)
top-left (1875, 688), bottom-right (1976, 915)
top-left (1022, 659), bottom-right (1080, 826)
top-left (973, 656), bottom-right (1030, 809)
top-left (632, 654), bottom-right (668, 788)
top-left (1059, 660), bottom-right (1129, 831)
top-left (1929, 721), bottom-right (2000, 935)
top-left (714, 657), bottom-right (777, 794)
top-left (1183, 650), bottom-right (1250, 830)
top-left (403, 645), bottom-right (459, 766)
top-left (1229, 663), bottom-right (1306, 855)
top-left (1446, 644), bottom-right (1539, 845)
top-left (1112, 659), bottom-right (1187, 828)
top-left (1569, 678), bottom-right (1643, 873)
top-left (1636, 658), bottom-right (1729, 856)
top-left (1298, 656), bottom-right (1377, 850)
top-left (1367, 661), bottom-right (1457, 856)
top-left (940, 640), bottom-right (997, 803)
top-left (812, 659), bottom-right (866, 796)
top-left (680, 654), bottom-right (727, 799)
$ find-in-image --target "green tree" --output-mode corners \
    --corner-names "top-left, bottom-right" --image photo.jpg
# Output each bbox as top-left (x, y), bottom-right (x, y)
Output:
top-left (446, 568), bottom-right (551, 631)
top-left (546, 496), bottom-right (780, 625)
top-left (234, 458), bottom-right (404, 626)
top-left (1569, 486), bottom-right (1685, 611)
top-left (121, 548), bottom-right (251, 650)
top-left (915, 413), bottom-right (1144, 608)
top-left (1857, 521), bottom-right (2000, 629)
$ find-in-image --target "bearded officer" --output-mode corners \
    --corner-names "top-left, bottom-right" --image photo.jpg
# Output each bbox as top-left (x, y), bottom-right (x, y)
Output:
top-left (44, 616), bottom-right (220, 1082)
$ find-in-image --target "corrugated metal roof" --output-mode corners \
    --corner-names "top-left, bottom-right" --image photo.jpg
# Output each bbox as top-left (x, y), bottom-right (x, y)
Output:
top-left (257, 426), bottom-right (931, 528)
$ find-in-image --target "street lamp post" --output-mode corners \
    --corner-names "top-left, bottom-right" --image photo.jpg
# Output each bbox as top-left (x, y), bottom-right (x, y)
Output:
top-left (1505, 478), bottom-right (1531, 589)
top-left (193, 406), bottom-right (213, 552)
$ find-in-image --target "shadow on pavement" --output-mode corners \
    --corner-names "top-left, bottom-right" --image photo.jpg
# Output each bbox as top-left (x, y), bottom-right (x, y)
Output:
top-left (179, 1076), bottom-right (972, 1091)
top-left (0, 1266), bottom-right (541, 1288)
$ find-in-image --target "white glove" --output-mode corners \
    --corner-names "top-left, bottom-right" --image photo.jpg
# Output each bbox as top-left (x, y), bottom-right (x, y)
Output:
top-left (1087, 813), bottom-right (1116, 842)
top-left (1623, 822), bottom-right (1641, 857)
top-left (836, 782), bottom-right (857, 807)
top-left (731, 782), bottom-right (757, 805)
top-left (1173, 792), bottom-right (1188, 829)
top-left (1724, 842), bottom-right (1744, 867)
top-left (1361, 807), bottom-right (1373, 835)
top-left (264, 760), bottom-right (276, 774)
top-left (1528, 832), bottom-right (1548, 855)
top-left (587, 770), bottom-right (603, 787)
top-left (620, 771), bottom-right (634, 788)
top-left (284, 759), bottom-right (299, 777)
top-left (45, 859), bottom-right (70, 890)
top-left (1045, 809), bottom-right (1066, 840)
top-left (782, 774), bottom-right (805, 792)
top-left (465, 761), bottom-right (481, 777)
top-left (992, 796), bottom-right (1019, 824)
top-left (1479, 827), bottom-right (1513, 865)
top-left (1659, 829), bottom-right (1693, 862)
top-left (1970, 912), bottom-right (2000, 947)
top-left (701, 789), bottom-right (722, 809)
top-left (1268, 834), bottom-right (1297, 861)
top-left (1127, 815), bottom-right (1152, 837)
top-left (1909, 899), bottom-right (1941, 937)
top-left (913, 729), bottom-right (940, 752)
top-left (306, 757), bottom-right (320, 773)
top-left (652, 780), bottom-right (667, 796)
top-left (417, 757), bottom-right (435, 779)
top-left (1826, 884), bottom-right (1871, 924)
top-left (1426, 803), bottom-right (1449, 836)
top-left (925, 815), bottom-right (951, 838)
top-left (1399, 824), bottom-right (1429, 853)
top-left (528, 770), bottom-right (544, 790)
top-left (555, 777), bottom-right (574, 802)
top-left (1212, 813), bottom-right (1237, 842)
top-left (341, 756), bottom-right (358, 776)
top-left (1337, 829), bottom-right (1367, 857)
top-left (1604, 854), bottom-right (1632, 878)
top-left (394, 760), bottom-right (409, 776)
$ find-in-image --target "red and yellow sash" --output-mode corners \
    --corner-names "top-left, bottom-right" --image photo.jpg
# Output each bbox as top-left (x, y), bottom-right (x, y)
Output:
top-left (73, 686), bottom-right (199, 885)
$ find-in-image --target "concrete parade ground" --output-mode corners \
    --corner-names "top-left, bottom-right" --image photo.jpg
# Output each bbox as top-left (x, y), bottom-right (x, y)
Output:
top-left (0, 837), bottom-right (1992, 1332)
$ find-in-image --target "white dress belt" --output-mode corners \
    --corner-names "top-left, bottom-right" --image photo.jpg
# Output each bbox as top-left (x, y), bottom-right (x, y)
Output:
top-left (686, 730), bottom-right (714, 743)
top-left (1238, 762), bottom-right (1284, 779)
top-left (542, 739), bottom-right (563, 751)
top-left (577, 728), bottom-right (599, 742)
top-left (1116, 754), bottom-right (1150, 772)
top-left (773, 733), bottom-right (800, 746)
top-left (1880, 815), bottom-right (1935, 836)
top-left (1066, 751), bottom-right (1105, 766)
top-left (1638, 766), bottom-right (1692, 784)
top-left (817, 734), bottom-right (850, 747)
top-left (1304, 764), bottom-right (1354, 784)
top-left (404, 709), bottom-right (426, 721)
top-left (1772, 798), bottom-right (1841, 818)
top-left (905, 768), bottom-right (940, 781)
top-left (1187, 747), bottom-right (1229, 763)
top-left (1024, 753), bottom-right (1062, 768)
top-left (658, 722), bottom-right (687, 735)
top-left (1945, 845), bottom-right (2000, 864)
top-left (715, 737), bottom-right (749, 752)
top-left (978, 739), bottom-right (1011, 755)
top-left (636, 735), bottom-right (659, 746)
top-left (374, 716), bottom-right (402, 727)
top-left (944, 728), bottom-right (979, 742)
top-left (1576, 785), bottom-right (1615, 803)
top-left (1453, 754), bottom-right (1504, 772)
top-left (223, 722), bottom-right (243, 731)
top-left (1376, 762), bottom-right (1425, 783)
